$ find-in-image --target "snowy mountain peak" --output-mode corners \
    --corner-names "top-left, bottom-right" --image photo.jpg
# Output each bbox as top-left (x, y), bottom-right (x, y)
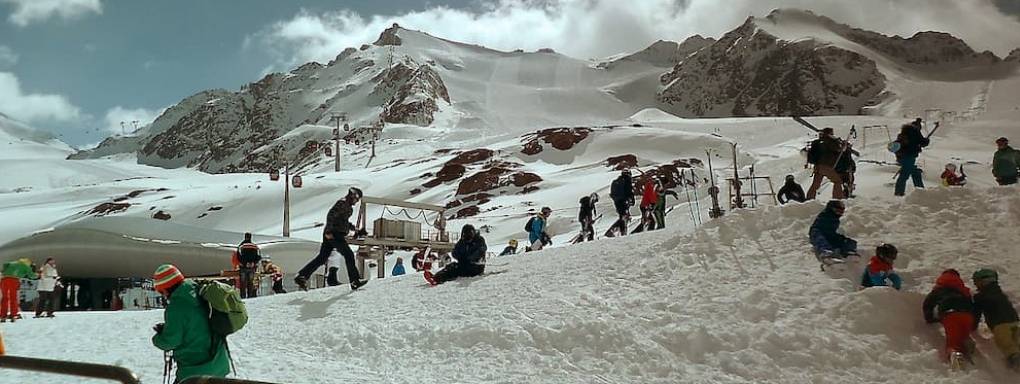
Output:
top-left (602, 36), bottom-right (715, 69)
top-left (373, 23), bottom-right (404, 46)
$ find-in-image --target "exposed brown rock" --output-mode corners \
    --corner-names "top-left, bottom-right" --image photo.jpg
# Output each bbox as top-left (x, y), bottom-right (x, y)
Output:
top-left (521, 127), bottom-right (592, 155)
top-left (606, 155), bottom-right (638, 170)
top-left (153, 211), bottom-right (172, 220)
top-left (87, 202), bottom-right (131, 216)
top-left (423, 163), bottom-right (466, 188)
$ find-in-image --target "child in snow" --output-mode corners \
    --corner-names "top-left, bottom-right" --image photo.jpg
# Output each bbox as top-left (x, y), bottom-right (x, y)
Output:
top-left (499, 239), bottom-right (518, 256)
top-left (922, 269), bottom-right (975, 364)
top-left (971, 268), bottom-right (1020, 371)
top-left (808, 200), bottom-right (858, 263)
top-left (940, 163), bottom-right (966, 186)
top-left (777, 175), bottom-right (806, 204)
top-left (859, 243), bottom-right (901, 290)
top-left (391, 257), bottom-right (406, 277)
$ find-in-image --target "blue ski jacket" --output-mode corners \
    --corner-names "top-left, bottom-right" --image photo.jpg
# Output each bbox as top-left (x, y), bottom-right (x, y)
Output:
top-left (808, 209), bottom-right (855, 254)
top-left (529, 214), bottom-right (547, 244)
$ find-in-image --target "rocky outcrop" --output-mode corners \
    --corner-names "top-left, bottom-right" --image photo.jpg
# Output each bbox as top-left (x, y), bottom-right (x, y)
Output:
top-left (521, 128), bottom-right (592, 155)
top-left (602, 36), bottom-right (715, 69)
top-left (380, 62), bottom-right (451, 126)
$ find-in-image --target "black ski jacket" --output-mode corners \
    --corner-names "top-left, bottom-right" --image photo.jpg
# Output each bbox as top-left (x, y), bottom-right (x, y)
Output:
top-left (777, 181), bottom-right (806, 204)
top-left (973, 283), bottom-right (1020, 329)
top-left (323, 199), bottom-right (354, 236)
top-left (452, 234), bottom-right (487, 265)
top-left (578, 196), bottom-right (596, 222)
top-left (610, 175), bottom-right (634, 204)
top-left (922, 286), bottom-right (973, 323)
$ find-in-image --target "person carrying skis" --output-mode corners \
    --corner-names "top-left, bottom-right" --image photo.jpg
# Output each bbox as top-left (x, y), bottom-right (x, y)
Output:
top-left (971, 268), bottom-right (1020, 370)
top-left (235, 232), bottom-right (261, 299)
top-left (606, 169), bottom-right (635, 237)
top-left (940, 163), bottom-right (966, 186)
top-left (992, 137), bottom-right (1020, 185)
top-left (860, 243), bottom-right (902, 290)
top-left (424, 224), bottom-right (487, 285)
top-left (777, 175), bottom-right (806, 204)
top-left (892, 119), bottom-right (929, 196)
top-left (805, 128), bottom-right (846, 200)
top-left (295, 187), bottom-right (366, 291)
top-left (922, 269), bottom-right (976, 367)
top-left (632, 177), bottom-right (659, 234)
top-left (1, 258), bottom-right (37, 322)
top-left (577, 193), bottom-right (598, 242)
top-left (151, 264), bottom-right (230, 382)
top-left (499, 239), bottom-right (518, 256)
top-left (835, 142), bottom-right (859, 198)
top-left (652, 176), bottom-right (679, 230)
top-left (808, 200), bottom-right (858, 265)
top-left (527, 207), bottom-right (552, 251)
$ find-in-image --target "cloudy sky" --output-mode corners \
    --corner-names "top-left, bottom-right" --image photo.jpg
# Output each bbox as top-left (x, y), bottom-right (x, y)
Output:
top-left (2, 0), bottom-right (1019, 147)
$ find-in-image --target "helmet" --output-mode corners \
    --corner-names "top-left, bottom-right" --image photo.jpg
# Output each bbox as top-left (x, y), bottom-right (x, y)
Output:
top-left (972, 268), bottom-right (998, 283)
top-left (589, 192), bottom-right (599, 203)
top-left (996, 137), bottom-right (1009, 145)
top-left (876, 243), bottom-right (898, 259)
top-left (348, 187), bottom-right (363, 199)
top-left (785, 174), bottom-right (795, 182)
top-left (508, 239), bottom-right (518, 247)
top-left (944, 163), bottom-right (957, 171)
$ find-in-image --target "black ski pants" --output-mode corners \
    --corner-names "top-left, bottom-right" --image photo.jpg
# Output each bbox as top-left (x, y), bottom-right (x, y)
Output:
top-left (433, 262), bottom-right (485, 284)
top-left (299, 234), bottom-right (361, 284)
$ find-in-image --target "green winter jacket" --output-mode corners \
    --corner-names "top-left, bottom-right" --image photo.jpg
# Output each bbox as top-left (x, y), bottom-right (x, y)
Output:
top-left (992, 145), bottom-right (1020, 178)
top-left (152, 280), bottom-right (230, 383)
top-left (1, 259), bottom-right (37, 279)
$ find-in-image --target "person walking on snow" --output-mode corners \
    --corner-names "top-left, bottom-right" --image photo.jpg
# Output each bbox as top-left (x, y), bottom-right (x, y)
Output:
top-left (151, 264), bottom-right (230, 382)
top-left (424, 224), bottom-right (487, 285)
top-left (1, 258), bottom-right (37, 322)
top-left (860, 243), bottom-right (902, 290)
top-left (892, 119), bottom-right (929, 196)
top-left (652, 176), bottom-right (679, 230)
top-left (235, 232), bottom-right (261, 299)
top-left (805, 128), bottom-right (846, 200)
top-left (971, 268), bottom-right (1020, 370)
top-left (808, 200), bottom-right (858, 264)
top-left (632, 177), bottom-right (659, 234)
top-left (35, 258), bottom-right (60, 318)
top-left (923, 269), bottom-right (976, 366)
top-left (940, 163), bottom-right (966, 186)
top-left (577, 193), bottom-right (598, 242)
top-left (777, 174), bottom-right (806, 204)
top-left (527, 207), bottom-right (552, 251)
top-left (295, 187), bottom-right (366, 291)
top-left (606, 169), bottom-right (635, 237)
top-left (992, 137), bottom-right (1020, 186)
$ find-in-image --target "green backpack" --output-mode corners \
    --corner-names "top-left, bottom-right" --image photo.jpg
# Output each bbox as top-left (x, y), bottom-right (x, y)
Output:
top-left (196, 280), bottom-right (248, 336)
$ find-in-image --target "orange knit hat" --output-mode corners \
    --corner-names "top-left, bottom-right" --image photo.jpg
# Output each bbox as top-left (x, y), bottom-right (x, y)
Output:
top-left (153, 264), bottom-right (185, 291)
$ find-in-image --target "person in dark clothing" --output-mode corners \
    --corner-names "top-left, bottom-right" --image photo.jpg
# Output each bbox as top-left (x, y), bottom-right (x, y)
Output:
top-left (892, 120), bottom-right (929, 196)
top-left (835, 143), bottom-right (859, 198)
top-left (577, 193), bottom-right (598, 242)
top-left (236, 232), bottom-right (261, 299)
top-left (606, 169), bottom-right (635, 237)
top-left (295, 187), bottom-right (366, 291)
top-left (777, 175), bottom-right (806, 204)
top-left (652, 177), bottom-right (678, 230)
top-left (971, 269), bottom-right (1020, 370)
top-left (992, 137), bottom-right (1020, 186)
top-left (424, 224), bottom-right (487, 285)
top-left (808, 200), bottom-right (858, 263)
top-left (499, 239), bottom-right (518, 256)
top-left (806, 128), bottom-right (846, 200)
top-left (922, 269), bottom-right (975, 366)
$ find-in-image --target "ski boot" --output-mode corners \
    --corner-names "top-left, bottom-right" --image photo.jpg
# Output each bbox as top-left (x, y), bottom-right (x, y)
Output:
top-left (0, 316), bottom-right (6, 323)
top-left (350, 279), bottom-right (367, 291)
top-left (294, 275), bottom-right (309, 291)
top-left (950, 350), bottom-right (965, 372)
top-left (423, 270), bottom-right (437, 286)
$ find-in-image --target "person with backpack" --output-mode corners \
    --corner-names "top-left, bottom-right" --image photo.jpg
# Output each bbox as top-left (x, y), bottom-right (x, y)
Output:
top-left (652, 176), bottom-right (679, 230)
top-left (992, 137), bottom-right (1020, 186)
top-left (940, 163), bottom-right (966, 186)
top-left (499, 239), bottom-right (518, 256)
top-left (151, 264), bottom-right (230, 383)
top-left (922, 269), bottom-right (976, 368)
top-left (526, 207), bottom-right (552, 251)
top-left (835, 143), bottom-right (859, 198)
top-left (295, 187), bottom-right (366, 291)
top-left (777, 175), bottom-right (806, 204)
top-left (577, 193), bottom-right (598, 242)
top-left (1, 258), bottom-right (37, 322)
top-left (606, 169), bottom-right (635, 237)
top-left (971, 268), bottom-right (1020, 371)
top-left (805, 128), bottom-right (847, 200)
top-left (35, 258), bottom-right (60, 318)
top-left (891, 119), bottom-right (930, 196)
top-left (808, 200), bottom-right (858, 265)
top-left (260, 258), bottom-right (286, 294)
top-left (860, 243), bottom-right (902, 290)
top-left (235, 232), bottom-right (261, 299)
top-left (424, 224), bottom-right (487, 285)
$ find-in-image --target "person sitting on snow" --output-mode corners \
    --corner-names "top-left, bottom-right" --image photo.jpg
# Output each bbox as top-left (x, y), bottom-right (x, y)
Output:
top-left (922, 269), bottom-right (976, 367)
top-left (971, 268), bottom-right (1020, 371)
top-left (808, 200), bottom-right (858, 264)
top-left (777, 174), bottom-right (806, 204)
top-left (391, 257), bottom-right (406, 277)
top-left (424, 224), bottom-right (487, 285)
top-left (499, 239), bottom-right (518, 256)
top-left (940, 163), bottom-right (966, 186)
top-left (860, 243), bottom-right (902, 290)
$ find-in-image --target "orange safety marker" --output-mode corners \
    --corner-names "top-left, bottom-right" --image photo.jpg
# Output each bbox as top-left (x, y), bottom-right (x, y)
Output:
top-left (0, 326), bottom-right (6, 355)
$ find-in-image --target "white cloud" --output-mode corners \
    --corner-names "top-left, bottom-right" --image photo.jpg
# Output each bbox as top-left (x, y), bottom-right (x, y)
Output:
top-left (101, 106), bottom-right (163, 135)
top-left (250, 0), bottom-right (1020, 69)
top-left (0, 72), bottom-right (81, 122)
top-left (0, 45), bottom-right (18, 68)
top-left (0, 0), bottom-right (103, 27)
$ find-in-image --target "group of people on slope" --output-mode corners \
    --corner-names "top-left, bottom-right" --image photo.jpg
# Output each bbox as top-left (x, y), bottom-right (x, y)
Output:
top-left (230, 232), bottom-right (286, 297)
top-left (605, 169), bottom-right (678, 237)
top-left (1, 257), bottom-right (61, 322)
top-left (807, 199), bottom-right (1019, 371)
